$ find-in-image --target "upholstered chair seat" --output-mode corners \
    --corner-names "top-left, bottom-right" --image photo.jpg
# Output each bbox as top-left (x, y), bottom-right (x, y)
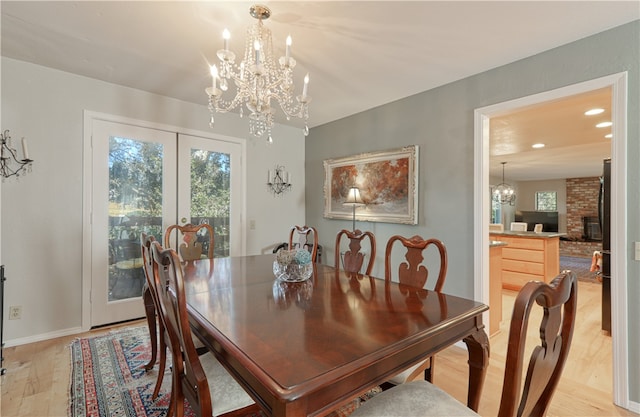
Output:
top-left (351, 380), bottom-right (477, 417)
top-left (199, 352), bottom-right (255, 416)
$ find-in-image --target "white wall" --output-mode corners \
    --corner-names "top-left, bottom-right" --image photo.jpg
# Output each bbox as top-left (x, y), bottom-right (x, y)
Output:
top-left (1, 57), bottom-right (306, 344)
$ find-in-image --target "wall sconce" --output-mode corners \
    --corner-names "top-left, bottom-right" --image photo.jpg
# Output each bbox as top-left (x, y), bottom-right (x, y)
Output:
top-left (0, 130), bottom-right (33, 180)
top-left (267, 166), bottom-right (291, 196)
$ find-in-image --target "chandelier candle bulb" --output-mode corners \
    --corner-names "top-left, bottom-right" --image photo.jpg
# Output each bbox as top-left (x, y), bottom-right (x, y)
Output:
top-left (285, 35), bottom-right (291, 64)
top-left (223, 28), bottom-right (230, 51)
top-left (210, 65), bottom-right (218, 91)
top-left (302, 73), bottom-right (309, 98)
top-left (254, 40), bottom-right (261, 65)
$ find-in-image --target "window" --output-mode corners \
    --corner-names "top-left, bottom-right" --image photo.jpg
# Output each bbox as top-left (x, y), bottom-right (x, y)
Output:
top-left (535, 191), bottom-right (557, 211)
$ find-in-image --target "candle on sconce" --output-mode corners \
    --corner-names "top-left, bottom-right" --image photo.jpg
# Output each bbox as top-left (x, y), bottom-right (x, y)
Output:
top-left (267, 170), bottom-right (272, 184)
top-left (21, 137), bottom-right (30, 160)
top-left (223, 28), bottom-right (230, 51)
top-left (302, 73), bottom-right (309, 98)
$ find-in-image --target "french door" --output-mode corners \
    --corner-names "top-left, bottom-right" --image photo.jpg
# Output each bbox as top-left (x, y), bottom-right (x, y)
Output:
top-left (89, 119), bottom-right (243, 327)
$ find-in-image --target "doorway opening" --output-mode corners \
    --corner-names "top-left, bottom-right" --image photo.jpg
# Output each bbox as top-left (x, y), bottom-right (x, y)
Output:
top-left (474, 73), bottom-right (629, 408)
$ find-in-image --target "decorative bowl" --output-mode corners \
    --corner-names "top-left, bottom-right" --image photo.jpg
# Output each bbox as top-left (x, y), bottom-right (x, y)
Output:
top-left (273, 261), bottom-right (313, 282)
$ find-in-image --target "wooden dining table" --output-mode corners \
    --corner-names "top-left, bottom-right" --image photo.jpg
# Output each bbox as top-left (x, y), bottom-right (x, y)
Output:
top-left (159, 254), bottom-right (489, 417)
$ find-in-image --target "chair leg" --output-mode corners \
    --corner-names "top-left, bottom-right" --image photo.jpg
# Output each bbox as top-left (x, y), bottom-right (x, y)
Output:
top-left (425, 355), bottom-right (435, 383)
top-left (152, 334), bottom-right (167, 400)
top-left (143, 289), bottom-right (158, 371)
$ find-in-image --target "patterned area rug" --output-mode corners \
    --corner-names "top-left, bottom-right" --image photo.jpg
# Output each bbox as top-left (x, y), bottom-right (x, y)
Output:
top-left (69, 326), bottom-right (380, 417)
top-left (560, 256), bottom-right (600, 283)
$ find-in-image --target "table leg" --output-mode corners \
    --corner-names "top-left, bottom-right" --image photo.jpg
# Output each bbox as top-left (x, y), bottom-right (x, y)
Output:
top-left (142, 284), bottom-right (157, 371)
top-left (463, 327), bottom-right (490, 411)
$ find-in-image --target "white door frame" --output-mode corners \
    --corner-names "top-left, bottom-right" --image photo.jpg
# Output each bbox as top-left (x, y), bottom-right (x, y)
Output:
top-left (473, 73), bottom-right (629, 408)
top-left (82, 110), bottom-right (247, 331)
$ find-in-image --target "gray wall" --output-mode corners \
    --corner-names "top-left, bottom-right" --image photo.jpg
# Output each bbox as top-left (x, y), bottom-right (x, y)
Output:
top-left (307, 21), bottom-right (639, 403)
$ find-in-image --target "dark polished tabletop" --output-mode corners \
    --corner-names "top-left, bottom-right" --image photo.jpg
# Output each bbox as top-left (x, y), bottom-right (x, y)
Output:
top-left (183, 254), bottom-right (489, 417)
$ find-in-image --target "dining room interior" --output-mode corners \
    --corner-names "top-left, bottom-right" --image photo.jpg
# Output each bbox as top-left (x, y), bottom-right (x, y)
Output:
top-left (1, 2), bottom-right (639, 417)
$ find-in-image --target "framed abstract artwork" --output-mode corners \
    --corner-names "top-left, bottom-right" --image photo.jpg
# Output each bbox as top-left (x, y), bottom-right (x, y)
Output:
top-left (323, 145), bottom-right (419, 225)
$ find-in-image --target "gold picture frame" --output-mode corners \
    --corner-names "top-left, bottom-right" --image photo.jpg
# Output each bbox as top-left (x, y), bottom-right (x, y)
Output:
top-left (323, 145), bottom-right (419, 225)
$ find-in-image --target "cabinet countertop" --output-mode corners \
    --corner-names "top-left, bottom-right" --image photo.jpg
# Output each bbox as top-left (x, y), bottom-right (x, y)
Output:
top-left (490, 231), bottom-right (565, 239)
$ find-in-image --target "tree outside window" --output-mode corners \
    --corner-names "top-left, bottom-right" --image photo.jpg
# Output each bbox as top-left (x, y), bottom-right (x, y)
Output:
top-left (535, 191), bottom-right (557, 211)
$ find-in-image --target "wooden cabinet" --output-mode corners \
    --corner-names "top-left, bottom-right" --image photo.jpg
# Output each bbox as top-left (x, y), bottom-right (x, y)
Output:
top-left (489, 244), bottom-right (504, 336)
top-left (492, 233), bottom-right (560, 291)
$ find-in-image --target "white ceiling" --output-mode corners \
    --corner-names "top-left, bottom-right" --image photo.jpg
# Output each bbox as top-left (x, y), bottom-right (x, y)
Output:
top-left (2, 1), bottom-right (639, 180)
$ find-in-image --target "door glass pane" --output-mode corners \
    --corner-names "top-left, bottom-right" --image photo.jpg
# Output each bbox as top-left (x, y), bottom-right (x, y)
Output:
top-left (189, 148), bottom-right (231, 257)
top-left (108, 136), bottom-right (163, 301)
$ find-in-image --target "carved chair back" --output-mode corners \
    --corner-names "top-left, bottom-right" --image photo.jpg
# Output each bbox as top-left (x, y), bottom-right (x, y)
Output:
top-left (384, 235), bottom-right (448, 291)
top-left (498, 270), bottom-right (578, 417)
top-left (335, 229), bottom-right (376, 275)
top-left (164, 223), bottom-right (214, 261)
top-left (288, 225), bottom-right (319, 263)
top-left (152, 242), bottom-right (213, 417)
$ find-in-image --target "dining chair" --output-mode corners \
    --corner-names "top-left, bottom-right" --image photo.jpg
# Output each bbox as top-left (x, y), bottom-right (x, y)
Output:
top-left (335, 229), bottom-right (376, 275)
top-left (288, 225), bottom-right (320, 263)
top-left (140, 233), bottom-right (167, 400)
top-left (384, 235), bottom-right (448, 385)
top-left (151, 242), bottom-right (259, 417)
top-left (351, 270), bottom-right (578, 417)
top-left (164, 223), bottom-right (215, 261)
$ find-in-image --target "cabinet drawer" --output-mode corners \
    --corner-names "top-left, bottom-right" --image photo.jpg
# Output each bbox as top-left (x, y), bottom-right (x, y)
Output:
top-left (502, 247), bottom-right (544, 263)
top-left (501, 237), bottom-right (545, 250)
top-left (502, 259), bottom-right (545, 275)
top-left (502, 270), bottom-right (543, 290)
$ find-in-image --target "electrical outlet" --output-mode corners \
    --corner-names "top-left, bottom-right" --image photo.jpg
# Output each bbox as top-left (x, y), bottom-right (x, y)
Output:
top-left (9, 305), bottom-right (22, 320)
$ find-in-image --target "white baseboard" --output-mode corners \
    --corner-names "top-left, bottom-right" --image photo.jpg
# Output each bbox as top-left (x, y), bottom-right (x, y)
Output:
top-left (628, 400), bottom-right (640, 414)
top-left (3, 326), bottom-right (83, 347)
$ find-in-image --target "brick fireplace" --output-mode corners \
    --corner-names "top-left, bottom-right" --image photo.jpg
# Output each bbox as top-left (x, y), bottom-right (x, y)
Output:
top-left (561, 176), bottom-right (602, 258)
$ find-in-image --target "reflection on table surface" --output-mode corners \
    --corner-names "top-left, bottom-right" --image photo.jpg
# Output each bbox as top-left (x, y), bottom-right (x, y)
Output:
top-left (182, 254), bottom-right (489, 417)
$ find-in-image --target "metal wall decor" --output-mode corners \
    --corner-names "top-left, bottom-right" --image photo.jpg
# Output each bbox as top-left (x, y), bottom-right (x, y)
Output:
top-left (267, 165), bottom-right (292, 196)
top-left (0, 130), bottom-right (33, 180)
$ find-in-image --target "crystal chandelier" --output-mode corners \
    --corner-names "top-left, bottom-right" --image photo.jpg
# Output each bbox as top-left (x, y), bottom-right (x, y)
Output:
top-left (493, 162), bottom-right (516, 205)
top-left (205, 4), bottom-right (311, 144)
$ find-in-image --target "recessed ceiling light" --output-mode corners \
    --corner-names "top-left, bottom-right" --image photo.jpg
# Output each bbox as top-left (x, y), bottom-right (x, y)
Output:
top-left (596, 121), bottom-right (613, 128)
top-left (605, 133), bottom-right (613, 139)
top-left (531, 143), bottom-right (545, 149)
top-left (585, 108), bottom-right (605, 116)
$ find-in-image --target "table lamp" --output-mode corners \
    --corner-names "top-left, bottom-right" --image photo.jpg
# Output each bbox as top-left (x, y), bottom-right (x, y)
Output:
top-left (343, 187), bottom-right (365, 231)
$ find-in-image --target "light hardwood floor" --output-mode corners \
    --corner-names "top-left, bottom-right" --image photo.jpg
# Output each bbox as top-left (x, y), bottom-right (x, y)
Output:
top-left (434, 280), bottom-right (635, 417)
top-left (0, 281), bottom-right (636, 416)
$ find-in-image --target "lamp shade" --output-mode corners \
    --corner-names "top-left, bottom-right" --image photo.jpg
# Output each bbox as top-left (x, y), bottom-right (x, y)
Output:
top-left (344, 187), bottom-right (365, 206)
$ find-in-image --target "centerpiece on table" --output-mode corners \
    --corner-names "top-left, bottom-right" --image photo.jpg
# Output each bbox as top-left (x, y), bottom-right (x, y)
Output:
top-left (273, 248), bottom-right (313, 282)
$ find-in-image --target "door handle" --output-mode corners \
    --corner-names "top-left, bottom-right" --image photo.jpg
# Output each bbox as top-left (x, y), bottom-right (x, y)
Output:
top-left (181, 217), bottom-right (188, 224)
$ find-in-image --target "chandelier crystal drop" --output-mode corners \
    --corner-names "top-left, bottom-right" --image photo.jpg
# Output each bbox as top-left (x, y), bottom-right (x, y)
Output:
top-left (205, 4), bottom-right (311, 143)
top-left (493, 162), bottom-right (516, 206)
